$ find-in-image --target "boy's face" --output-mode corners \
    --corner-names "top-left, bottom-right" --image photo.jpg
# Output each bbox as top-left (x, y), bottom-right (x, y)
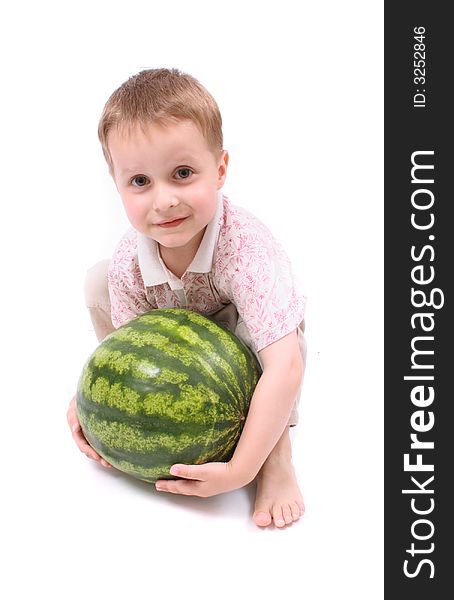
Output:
top-left (108, 120), bottom-right (228, 254)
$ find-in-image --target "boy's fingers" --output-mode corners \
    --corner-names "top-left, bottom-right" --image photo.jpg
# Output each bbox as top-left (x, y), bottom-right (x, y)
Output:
top-left (83, 445), bottom-right (102, 462)
top-left (68, 398), bottom-right (112, 468)
top-left (85, 449), bottom-right (99, 460)
top-left (170, 464), bottom-right (204, 480)
top-left (71, 425), bottom-right (99, 458)
top-left (71, 424), bottom-right (85, 445)
top-left (75, 431), bottom-right (112, 467)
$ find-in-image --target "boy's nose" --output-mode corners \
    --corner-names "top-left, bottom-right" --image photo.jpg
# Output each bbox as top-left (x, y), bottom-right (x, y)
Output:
top-left (151, 182), bottom-right (179, 211)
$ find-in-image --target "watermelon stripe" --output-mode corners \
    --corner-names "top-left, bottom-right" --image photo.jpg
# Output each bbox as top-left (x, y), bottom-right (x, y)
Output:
top-left (80, 365), bottom-right (243, 424)
top-left (78, 392), bottom-right (241, 434)
top-left (82, 328), bottom-right (255, 422)
top-left (109, 322), bottom-right (246, 406)
top-left (79, 412), bottom-right (242, 473)
top-left (88, 343), bottom-right (240, 407)
top-left (159, 310), bottom-right (255, 379)
top-left (79, 409), bottom-right (240, 456)
top-left (125, 310), bottom-right (255, 389)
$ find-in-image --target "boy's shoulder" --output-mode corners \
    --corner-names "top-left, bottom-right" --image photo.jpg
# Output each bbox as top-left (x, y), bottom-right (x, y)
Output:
top-left (108, 227), bottom-right (141, 288)
top-left (112, 226), bottom-right (138, 251)
top-left (221, 196), bottom-right (275, 240)
top-left (218, 195), bottom-right (284, 257)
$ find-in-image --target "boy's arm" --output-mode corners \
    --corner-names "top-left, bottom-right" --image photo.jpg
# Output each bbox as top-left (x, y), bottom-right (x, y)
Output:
top-left (228, 329), bottom-right (304, 483)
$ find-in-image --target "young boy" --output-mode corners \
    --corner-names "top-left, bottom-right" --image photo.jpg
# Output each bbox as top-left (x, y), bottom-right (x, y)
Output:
top-left (67, 68), bottom-right (307, 529)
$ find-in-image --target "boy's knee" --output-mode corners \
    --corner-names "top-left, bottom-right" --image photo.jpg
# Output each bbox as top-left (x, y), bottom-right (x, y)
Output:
top-left (84, 259), bottom-right (111, 308)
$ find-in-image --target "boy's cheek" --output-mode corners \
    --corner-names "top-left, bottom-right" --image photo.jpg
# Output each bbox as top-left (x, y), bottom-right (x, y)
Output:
top-left (121, 197), bottom-right (148, 226)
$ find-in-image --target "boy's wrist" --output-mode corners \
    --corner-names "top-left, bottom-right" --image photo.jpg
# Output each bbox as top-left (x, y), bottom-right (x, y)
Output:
top-left (227, 457), bottom-right (258, 487)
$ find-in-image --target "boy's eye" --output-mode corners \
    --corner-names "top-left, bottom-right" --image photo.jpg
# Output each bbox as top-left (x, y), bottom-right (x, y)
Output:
top-left (175, 168), bottom-right (193, 180)
top-left (131, 175), bottom-right (149, 187)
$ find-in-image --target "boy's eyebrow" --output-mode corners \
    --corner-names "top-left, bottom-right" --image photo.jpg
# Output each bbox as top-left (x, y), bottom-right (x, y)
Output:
top-left (173, 154), bottom-right (200, 163)
top-left (120, 167), bottom-right (144, 175)
top-left (119, 155), bottom-right (201, 176)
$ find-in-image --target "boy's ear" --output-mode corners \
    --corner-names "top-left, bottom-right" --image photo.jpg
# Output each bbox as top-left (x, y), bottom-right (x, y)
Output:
top-left (217, 150), bottom-right (229, 188)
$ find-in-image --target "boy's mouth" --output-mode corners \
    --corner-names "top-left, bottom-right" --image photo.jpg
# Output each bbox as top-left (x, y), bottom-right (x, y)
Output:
top-left (156, 217), bottom-right (188, 228)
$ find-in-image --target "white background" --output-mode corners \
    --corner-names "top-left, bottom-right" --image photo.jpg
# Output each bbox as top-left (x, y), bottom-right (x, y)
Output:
top-left (1, 1), bottom-right (383, 598)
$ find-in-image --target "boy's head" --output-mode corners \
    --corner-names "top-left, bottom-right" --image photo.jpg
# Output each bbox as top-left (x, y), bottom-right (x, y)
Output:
top-left (99, 68), bottom-right (229, 255)
top-left (98, 68), bottom-right (223, 175)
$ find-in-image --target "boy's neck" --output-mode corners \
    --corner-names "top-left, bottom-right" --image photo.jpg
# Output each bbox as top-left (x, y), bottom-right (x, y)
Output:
top-left (158, 227), bottom-right (206, 279)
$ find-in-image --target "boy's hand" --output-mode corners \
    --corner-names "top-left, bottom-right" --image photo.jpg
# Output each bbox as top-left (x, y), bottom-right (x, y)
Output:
top-left (155, 461), bottom-right (252, 497)
top-left (66, 395), bottom-right (112, 469)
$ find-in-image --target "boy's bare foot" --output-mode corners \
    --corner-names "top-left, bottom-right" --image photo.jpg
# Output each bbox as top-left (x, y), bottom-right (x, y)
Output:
top-left (252, 427), bottom-right (305, 528)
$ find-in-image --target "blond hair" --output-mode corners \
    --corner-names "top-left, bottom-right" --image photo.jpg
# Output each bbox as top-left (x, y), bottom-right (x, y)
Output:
top-left (98, 68), bottom-right (223, 173)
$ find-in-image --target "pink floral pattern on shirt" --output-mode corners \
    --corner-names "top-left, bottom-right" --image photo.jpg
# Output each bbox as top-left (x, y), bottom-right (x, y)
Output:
top-left (108, 196), bottom-right (306, 352)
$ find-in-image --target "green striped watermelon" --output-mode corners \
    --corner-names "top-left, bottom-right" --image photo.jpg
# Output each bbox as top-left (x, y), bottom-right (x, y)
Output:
top-left (76, 308), bottom-right (261, 483)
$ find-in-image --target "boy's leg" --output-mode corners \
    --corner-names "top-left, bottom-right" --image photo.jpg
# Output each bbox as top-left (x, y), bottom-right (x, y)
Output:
top-left (84, 259), bottom-right (115, 343)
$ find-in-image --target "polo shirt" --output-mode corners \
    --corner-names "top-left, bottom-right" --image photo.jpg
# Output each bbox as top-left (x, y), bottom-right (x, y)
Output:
top-left (107, 190), bottom-right (306, 353)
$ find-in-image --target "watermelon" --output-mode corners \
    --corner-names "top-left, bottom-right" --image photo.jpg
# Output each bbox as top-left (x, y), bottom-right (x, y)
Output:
top-left (76, 308), bottom-right (261, 483)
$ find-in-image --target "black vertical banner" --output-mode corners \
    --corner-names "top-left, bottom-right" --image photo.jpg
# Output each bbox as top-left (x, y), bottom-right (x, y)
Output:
top-left (385, 2), bottom-right (453, 597)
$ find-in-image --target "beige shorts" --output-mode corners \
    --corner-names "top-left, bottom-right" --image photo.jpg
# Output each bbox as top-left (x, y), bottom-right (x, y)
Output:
top-left (85, 259), bottom-right (306, 427)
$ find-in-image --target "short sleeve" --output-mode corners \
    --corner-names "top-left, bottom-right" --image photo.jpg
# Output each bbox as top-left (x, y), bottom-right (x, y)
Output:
top-left (217, 215), bottom-right (306, 353)
top-left (107, 229), bottom-right (154, 328)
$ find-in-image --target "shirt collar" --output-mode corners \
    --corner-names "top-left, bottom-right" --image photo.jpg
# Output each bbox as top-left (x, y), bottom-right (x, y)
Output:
top-left (137, 189), bottom-right (224, 287)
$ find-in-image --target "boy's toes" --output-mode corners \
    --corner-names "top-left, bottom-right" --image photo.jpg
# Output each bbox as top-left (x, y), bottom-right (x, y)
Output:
top-left (272, 507), bottom-right (286, 528)
top-left (253, 510), bottom-right (272, 527)
top-left (282, 505), bottom-right (294, 525)
top-left (290, 502), bottom-right (302, 521)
